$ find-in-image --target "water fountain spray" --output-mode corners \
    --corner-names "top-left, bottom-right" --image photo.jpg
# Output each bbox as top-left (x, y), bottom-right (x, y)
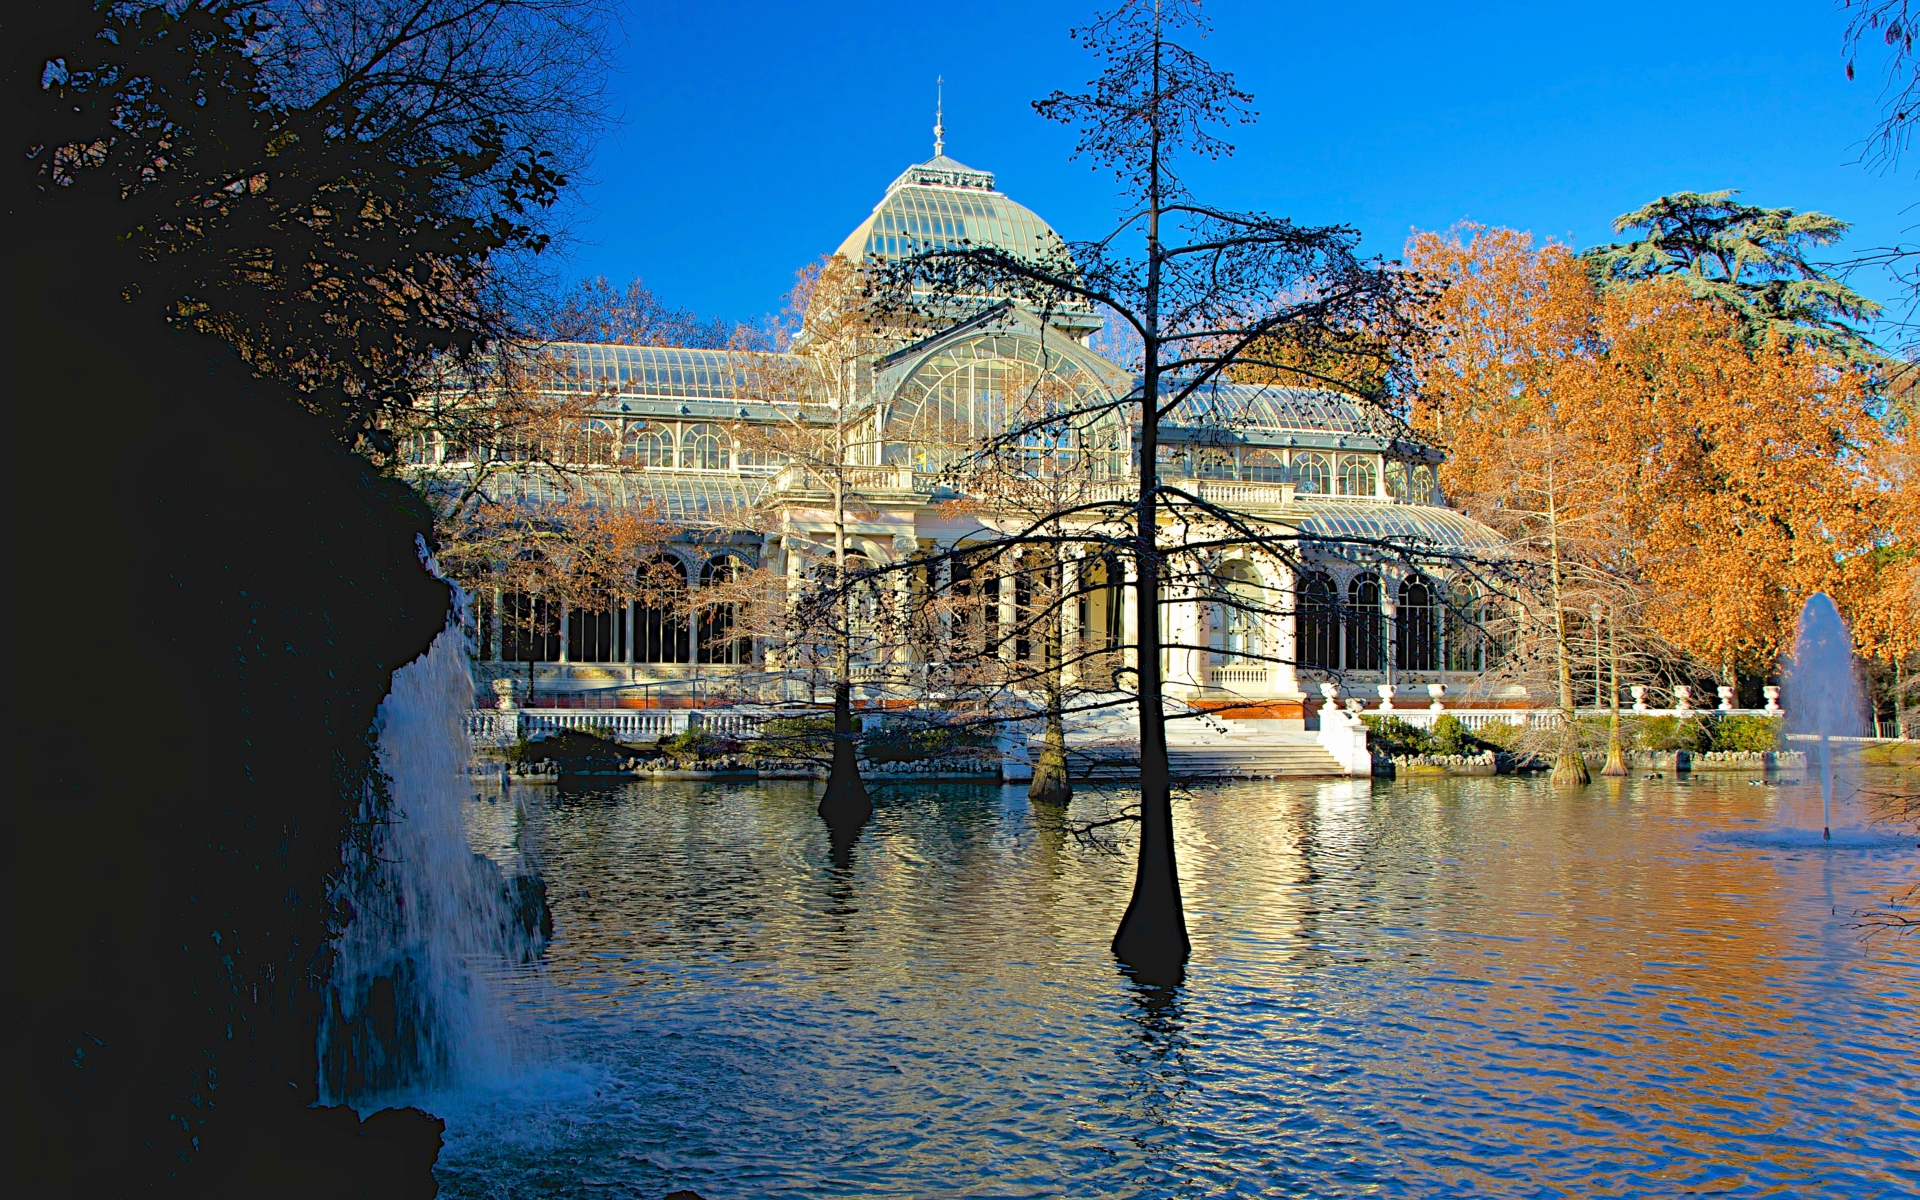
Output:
top-left (1784, 594), bottom-right (1866, 843)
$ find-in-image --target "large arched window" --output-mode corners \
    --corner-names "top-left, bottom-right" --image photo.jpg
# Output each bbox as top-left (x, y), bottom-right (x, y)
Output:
top-left (565, 419), bottom-right (618, 465)
top-left (1384, 459), bottom-right (1409, 501)
top-left (881, 332), bottom-right (1125, 476)
top-left (567, 598), bottom-right (625, 662)
top-left (1211, 560), bottom-right (1266, 660)
top-left (1295, 452), bottom-right (1331, 495)
top-left (698, 554), bottom-right (752, 664)
top-left (1346, 572), bottom-right (1384, 671)
top-left (1411, 464), bottom-right (1437, 505)
top-left (1191, 444), bottom-right (1237, 480)
top-left (634, 556), bottom-right (689, 664)
top-left (1446, 581), bottom-right (1487, 672)
top-left (1396, 575), bottom-right (1440, 672)
top-left (1298, 571), bottom-right (1338, 670)
top-left (683, 423), bottom-right (730, 471)
top-left (1338, 454), bottom-right (1378, 498)
top-left (1244, 449), bottom-right (1287, 483)
top-left (500, 593), bottom-right (560, 662)
top-left (624, 424), bottom-right (675, 468)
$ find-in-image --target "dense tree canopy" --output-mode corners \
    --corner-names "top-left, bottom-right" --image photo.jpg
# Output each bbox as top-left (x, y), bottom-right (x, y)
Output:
top-left (1411, 225), bottom-right (1918, 685)
top-left (19, 0), bottom-right (609, 447)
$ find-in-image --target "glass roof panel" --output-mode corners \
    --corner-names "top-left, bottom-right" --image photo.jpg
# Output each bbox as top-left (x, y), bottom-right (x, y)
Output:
top-left (538, 344), bottom-right (824, 403)
top-left (1295, 499), bottom-right (1506, 554)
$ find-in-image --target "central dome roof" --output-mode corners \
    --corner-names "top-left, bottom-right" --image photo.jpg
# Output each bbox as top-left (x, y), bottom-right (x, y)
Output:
top-left (834, 154), bottom-right (1067, 266)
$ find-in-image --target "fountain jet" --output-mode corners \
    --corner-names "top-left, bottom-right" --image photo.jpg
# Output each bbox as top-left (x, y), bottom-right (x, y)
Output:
top-left (1783, 594), bottom-right (1866, 842)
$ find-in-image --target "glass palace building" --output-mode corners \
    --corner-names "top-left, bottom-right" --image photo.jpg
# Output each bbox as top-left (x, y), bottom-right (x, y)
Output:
top-left (413, 151), bottom-right (1510, 723)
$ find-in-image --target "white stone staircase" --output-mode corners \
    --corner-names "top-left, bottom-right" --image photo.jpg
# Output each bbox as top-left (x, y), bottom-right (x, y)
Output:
top-left (1056, 701), bottom-right (1351, 779)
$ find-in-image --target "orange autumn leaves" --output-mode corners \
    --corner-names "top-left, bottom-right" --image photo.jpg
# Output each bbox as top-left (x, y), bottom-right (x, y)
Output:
top-left (1407, 225), bottom-right (1918, 677)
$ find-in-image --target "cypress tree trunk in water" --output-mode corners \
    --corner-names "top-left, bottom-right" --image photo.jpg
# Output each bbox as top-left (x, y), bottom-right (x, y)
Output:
top-left (819, 681), bottom-right (871, 825)
top-left (1030, 608), bottom-right (1073, 806)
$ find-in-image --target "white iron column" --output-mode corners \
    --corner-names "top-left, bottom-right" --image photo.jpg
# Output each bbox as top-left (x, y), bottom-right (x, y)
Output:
top-left (1060, 554), bottom-right (1082, 689)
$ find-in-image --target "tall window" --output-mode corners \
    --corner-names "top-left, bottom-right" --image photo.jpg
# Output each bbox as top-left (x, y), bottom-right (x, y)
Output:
top-left (1295, 452), bottom-right (1331, 495)
top-left (698, 554), bottom-right (752, 664)
top-left (1396, 575), bottom-right (1440, 672)
top-left (683, 423), bottom-right (730, 471)
top-left (1244, 449), bottom-right (1287, 483)
top-left (1337, 453), bottom-right (1378, 498)
top-left (1212, 560), bottom-right (1265, 659)
top-left (1384, 459), bottom-right (1409, 501)
top-left (1298, 571), bottom-right (1338, 669)
top-left (634, 556), bottom-right (689, 663)
top-left (1154, 442), bottom-right (1189, 478)
top-left (566, 419), bottom-right (618, 465)
top-left (1345, 573), bottom-right (1384, 671)
top-left (567, 602), bottom-right (625, 662)
top-left (500, 593), bottom-right (560, 662)
top-left (1446, 581), bottom-right (1486, 672)
top-left (625, 424), bottom-right (675, 467)
top-left (1411, 464), bottom-right (1436, 504)
top-left (1191, 444), bottom-right (1237, 479)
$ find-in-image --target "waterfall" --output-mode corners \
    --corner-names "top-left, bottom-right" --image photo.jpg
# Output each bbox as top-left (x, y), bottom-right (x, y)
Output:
top-left (321, 607), bottom-right (527, 1102)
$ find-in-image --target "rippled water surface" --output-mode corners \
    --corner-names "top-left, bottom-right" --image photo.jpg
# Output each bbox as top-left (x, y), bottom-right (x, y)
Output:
top-left (434, 770), bottom-right (1918, 1198)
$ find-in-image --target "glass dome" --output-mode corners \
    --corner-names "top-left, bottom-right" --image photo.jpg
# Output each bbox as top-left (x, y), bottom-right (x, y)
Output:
top-left (836, 155), bottom-right (1067, 267)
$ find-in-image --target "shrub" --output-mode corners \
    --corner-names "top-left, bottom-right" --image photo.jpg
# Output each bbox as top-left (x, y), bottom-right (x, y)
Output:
top-left (1360, 715), bottom-right (1433, 757)
top-left (1632, 715), bottom-right (1712, 752)
top-left (1470, 720), bottom-right (1524, 749)
top-left (1429, 713), bottom-right (1489, 757)
top-left (1707, 714), bottom-right (1781, 752)
top-left (657, 730), bottom-right (740, 761)
top-left (752, 715), bottom-right (840, 760)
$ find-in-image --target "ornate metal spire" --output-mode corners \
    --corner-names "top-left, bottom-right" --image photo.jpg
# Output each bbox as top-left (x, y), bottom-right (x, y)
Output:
top-left (933, 75), bottom-right (945, 157)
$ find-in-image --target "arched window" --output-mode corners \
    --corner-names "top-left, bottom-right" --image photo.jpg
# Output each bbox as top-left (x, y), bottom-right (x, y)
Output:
top-left (1384, 459), bottom-right (1409, 501)
top-left (1346, 573), bottom-right (1384, 671)
top-left (567, 598), bottom-right (625, 662)
top-left (1192, 445), bottom-right (1237, 480)
top-left (1244, 449), bottom-right (1288, 483)
top-left (1396, 575), bottom-right (1440, 672)
top-left (1446, 581), bottom-right (1485, 673)
top-left (1411, 464), bottom-right (1436, 504)
top-left (1077, 554), bottom-right (1125, 652)
top-left (698, 554), bottom-right (752, 664)
top-left (1338, 453), bottom-right (1378, 498)
top-left (1298, 571), bottom-right (1338, 670)
top-left (500, 593), bottom-right (560, 662)
top-left (1295, 452), bottom-right (1331, 495)
top-left (559, 419), bottom-right (618, 465)
top-left (953, 546), bottom-right (1004, 656)
top-left (634, 556), bottom-right (689, 664)
top-left (1211, 560), bottom-right (1266, 660)
top-left (624, 424), bottom-right (675, 468)
top-left (683, 423), bottom-right (730, 471)
top-left (1154, 442), bottom-right (1190, 478)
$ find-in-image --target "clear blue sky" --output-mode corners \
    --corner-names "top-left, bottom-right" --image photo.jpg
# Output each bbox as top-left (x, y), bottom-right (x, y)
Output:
top-left (554, 0), bottom-right (1914, 327)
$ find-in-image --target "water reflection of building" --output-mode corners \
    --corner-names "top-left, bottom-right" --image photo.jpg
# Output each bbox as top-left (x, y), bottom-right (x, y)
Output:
top-left (413, 149), bottom-right (1508, 721)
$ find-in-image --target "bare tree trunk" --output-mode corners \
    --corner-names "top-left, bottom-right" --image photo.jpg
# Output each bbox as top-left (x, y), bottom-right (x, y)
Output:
top-left (821, 373), bottom-right (869, 820)
top-left (1546, 460), bottom-right (1590, 787)
top-left (1030, 565), bottom-right (1072, 805)
top-left (1602, 611), bottom-right (1627, 776)
top-left (1112, 41), bottom-right (1191, 980)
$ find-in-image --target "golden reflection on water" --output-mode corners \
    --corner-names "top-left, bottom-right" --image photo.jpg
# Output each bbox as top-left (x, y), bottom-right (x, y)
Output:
top-left (443, 769), bottom-right (1917, 1199)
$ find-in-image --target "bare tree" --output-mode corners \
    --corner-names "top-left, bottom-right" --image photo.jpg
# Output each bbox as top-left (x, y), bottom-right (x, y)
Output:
top-left (866, 1), bottom-right (1439, 981)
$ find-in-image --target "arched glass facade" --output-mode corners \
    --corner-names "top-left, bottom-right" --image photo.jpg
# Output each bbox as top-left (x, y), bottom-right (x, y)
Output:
top-left (882, 333), bottom-right (1124, 475)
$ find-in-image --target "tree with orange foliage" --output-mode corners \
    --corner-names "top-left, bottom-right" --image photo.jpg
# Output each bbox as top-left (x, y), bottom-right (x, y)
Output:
top-left (1408, 224), bottom-right (1918, 716)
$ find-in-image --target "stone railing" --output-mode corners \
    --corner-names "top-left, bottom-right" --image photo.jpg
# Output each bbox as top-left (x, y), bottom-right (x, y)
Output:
top-left (467, 705), bottom-right (785, 747)
top-left (1207, 665), bottom-right (1268, 690)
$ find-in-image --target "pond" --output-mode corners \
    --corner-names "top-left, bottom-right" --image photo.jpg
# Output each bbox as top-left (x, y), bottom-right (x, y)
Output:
top-left (430, 770), bottom-right (1917, 1199)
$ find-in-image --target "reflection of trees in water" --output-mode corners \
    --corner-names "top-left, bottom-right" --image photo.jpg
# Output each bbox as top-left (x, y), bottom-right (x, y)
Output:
top-left (1115, 981), bottom-right (1196, 1144)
